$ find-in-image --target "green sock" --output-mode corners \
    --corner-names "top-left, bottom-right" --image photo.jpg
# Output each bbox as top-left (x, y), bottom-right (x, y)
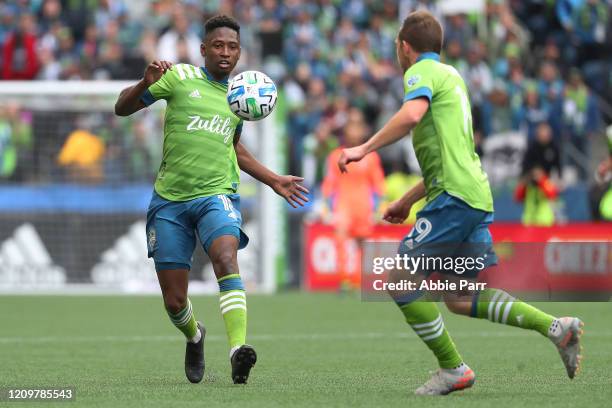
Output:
top-left (166, 298), bottom-right (198, 339)
top-left (218, 274), bottom-right (247, 350)
top-left (471, 288), bottom-right (555, 336)
top-left (398, 300), bottom-right (463, 369)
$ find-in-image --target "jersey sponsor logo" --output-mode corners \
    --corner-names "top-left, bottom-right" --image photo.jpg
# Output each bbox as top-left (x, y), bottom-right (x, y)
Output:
top-left (186, 114), bottom-right (235, 143)
top-left (189, 89), bottom-right (202, 98)
top-left (406, 74), bottom-right (421, 88)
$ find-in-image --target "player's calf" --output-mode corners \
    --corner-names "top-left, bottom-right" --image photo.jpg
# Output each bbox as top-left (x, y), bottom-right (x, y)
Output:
top-left (467, 288), bottom-right (555, 336)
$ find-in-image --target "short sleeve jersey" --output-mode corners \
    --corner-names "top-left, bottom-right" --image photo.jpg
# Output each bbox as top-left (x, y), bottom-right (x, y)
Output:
top-left (403, 52), bottom-right (493, 212)
top-left (141, 64), bottom-right (243, 201)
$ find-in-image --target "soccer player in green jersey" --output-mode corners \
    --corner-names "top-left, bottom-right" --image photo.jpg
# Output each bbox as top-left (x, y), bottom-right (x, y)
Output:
top-left (338, 10), bottom-right (583, 395)
top-left (114, 15), bottom-right (308, 385)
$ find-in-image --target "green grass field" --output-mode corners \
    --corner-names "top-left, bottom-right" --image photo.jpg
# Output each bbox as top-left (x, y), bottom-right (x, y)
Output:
top-left (1, 294), bottom-right (610, 407)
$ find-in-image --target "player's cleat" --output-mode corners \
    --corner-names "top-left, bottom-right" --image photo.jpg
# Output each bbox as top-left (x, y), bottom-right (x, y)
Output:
top-left (548, 317), bottom-right (584, 379)
top-left (184, 322), bottom-right (206, 383)
top-left (231, 344), bottom-right (257, 384)
top-left (414, 365), bottom-right (475, 395)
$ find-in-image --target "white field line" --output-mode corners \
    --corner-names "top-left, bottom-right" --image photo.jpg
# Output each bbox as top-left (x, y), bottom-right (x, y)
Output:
top-left (0, 330), bottom-right (610, 345)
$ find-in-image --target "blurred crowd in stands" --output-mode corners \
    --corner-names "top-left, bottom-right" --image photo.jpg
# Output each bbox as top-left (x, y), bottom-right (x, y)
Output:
top-left (0, 0), bottom-right (611, 221)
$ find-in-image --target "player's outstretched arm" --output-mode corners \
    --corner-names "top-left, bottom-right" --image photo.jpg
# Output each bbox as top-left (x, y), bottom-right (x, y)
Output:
top-left (383, 179), bottom-right (426, 224)
top-left (114, 60), bottom-right (173, 116)
top-left (234, 141), bottom-right (309, 208)
top-left (338, 98), bottom-right (429, 173)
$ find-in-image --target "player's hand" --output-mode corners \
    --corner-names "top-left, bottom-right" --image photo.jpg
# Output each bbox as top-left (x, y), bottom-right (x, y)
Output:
top-left (272, 175), bottom-right (310, 208)
top-left (383, 199), bottom-right (411, 224)
top-left (338, 145), bottom-right (367, 173)
top-left (144, 60), bottom-right (173, 86)
top-left (597, 158), bottom-right (611, 178)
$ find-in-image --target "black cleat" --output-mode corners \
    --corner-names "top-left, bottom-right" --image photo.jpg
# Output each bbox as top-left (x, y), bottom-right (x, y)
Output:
top-left (185, 322), bottom-right (205, 383)
top-left (231, 345), bottom-right (257, 384)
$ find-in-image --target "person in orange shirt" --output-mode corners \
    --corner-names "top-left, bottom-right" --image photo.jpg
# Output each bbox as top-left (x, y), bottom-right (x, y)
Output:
top-left (322, 121), bottom-right (385, 291)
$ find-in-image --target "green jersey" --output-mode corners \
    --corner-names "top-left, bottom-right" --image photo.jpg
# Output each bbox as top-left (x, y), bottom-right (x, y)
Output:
top-left (403, 53), bottom-right (493, 212)
top-left (141, 63), bottom-right (243, 201)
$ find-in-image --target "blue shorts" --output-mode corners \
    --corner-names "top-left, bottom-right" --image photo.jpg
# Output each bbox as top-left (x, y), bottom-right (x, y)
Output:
top-left (398, 192), bottom-right (497, 278)
top-left (146, 191), bottom-right (249, 271)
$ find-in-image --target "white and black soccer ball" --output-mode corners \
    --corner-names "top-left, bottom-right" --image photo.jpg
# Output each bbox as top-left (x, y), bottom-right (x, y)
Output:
top-left (227, 70), bottom-right (278, 121)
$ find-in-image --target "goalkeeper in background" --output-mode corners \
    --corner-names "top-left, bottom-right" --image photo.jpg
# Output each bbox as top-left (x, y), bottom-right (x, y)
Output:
top-left (322, 120), bottom-right (385, 291)
top-left (114, 15), bottom-right (308, 385)
top-left (339, 10), bottom-right (583, 396)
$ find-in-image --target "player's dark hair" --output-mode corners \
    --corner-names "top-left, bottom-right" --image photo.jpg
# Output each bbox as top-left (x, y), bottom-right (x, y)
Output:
top-left (204, 15), bottom-right (240, 39)
top-left (398, 10), bottom-right (443, 54)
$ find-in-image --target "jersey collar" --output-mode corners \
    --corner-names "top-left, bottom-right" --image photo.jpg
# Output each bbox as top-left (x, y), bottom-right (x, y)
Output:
top-left (200, 67), bottom-right (229, 85)
top-left (416, 52), bottom-right (440, 62)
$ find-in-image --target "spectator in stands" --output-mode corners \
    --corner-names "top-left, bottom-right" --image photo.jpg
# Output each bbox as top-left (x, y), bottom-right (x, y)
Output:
top-left (60, 0), bottom-right (99, 42)
top-left (1, 13), bottom-right (39, 79)
top-left (157, 7), bottom-right (201, 65)
top-left (306, 77), bottom-right (329, 130)
top-left (556, 0), bottom-right (583, 33)
top-left (37, 0), bottom-right (64, 34)
top-left (563, 68), bottom-right (601, 176)
top-left (517, 83), bottom-right (551, 141)
top-left (54, 27), bottom-right (79, 79)
top-left (94, 0), bottom-right (127, 33)
top-left (592, 127), bottom-right (612, 220)
top-left (138, 29), bottom-right (160, 64)
top-left (284, 8), bottom-right (321, 68)
top-left (515, 122), bottom-right (561, 226)
top-left (334, 16), bottom-right (360, 49)
top-left (460, 42), bottom-right (493, 135)
top-left (492, 42), bottom-right (521, 80)
top-left (302, 121), bottom-right (339, 187)
top-left (507, 65), bottom-right (526, 129)
top-left (0, 106), bottom-right (14, 178)
top-left (537, 60), bottom-right (564, 135)
top-left (366, 13), bottom-right (395, 61)
top-left (36, 45), bottom-right (61, 79)
top-left (95, 40), bottom-right (131, 79)
top-left (572, 0), bottom-right (609, 61)
top-left (0, 4), bottom-right (18, 46)
top-left (483, 80), bottom-right (513, 137)
top-left (256, 0), bottom-right (284, 58)
top-left (79, 24), bottom-right (100, 69)
top-left (443, 38), bottom-right (466, 70)
top-left (537, 61), bottom-right (565, 110)
top-left (126, 118), bottom-right (157, 181)
top-left (444, 13), bottom-right (473, 52)
top-left (0, 102), bottom-right (33, 180)
top-left (486, 2), bottom-right (530, 61)
top-left (57, 122), bottom-right (106, 184)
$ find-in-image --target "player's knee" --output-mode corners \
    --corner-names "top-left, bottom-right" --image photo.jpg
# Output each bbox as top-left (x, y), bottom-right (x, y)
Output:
top-left (164, 291), bottom-right (187, 314)
top-left (211, 250), bottom-right (237, 276)
top-left (444, 296), bottom-right (471, 315)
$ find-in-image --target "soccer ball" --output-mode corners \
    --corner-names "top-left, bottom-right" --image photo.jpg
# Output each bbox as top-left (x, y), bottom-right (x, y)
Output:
top-left (227, 70), bottom-right (278, 121)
